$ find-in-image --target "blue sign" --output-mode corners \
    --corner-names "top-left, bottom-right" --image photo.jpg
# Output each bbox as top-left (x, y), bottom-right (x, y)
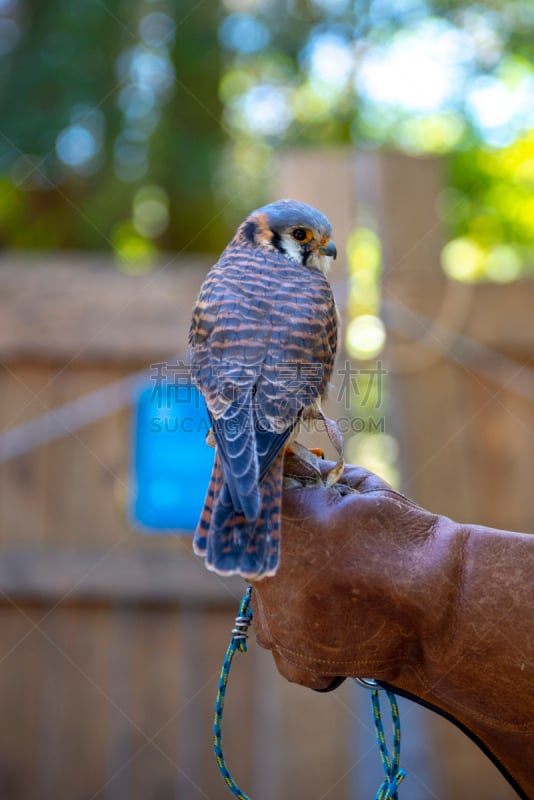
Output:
top-left (131, 381), bottom-right (214, 531)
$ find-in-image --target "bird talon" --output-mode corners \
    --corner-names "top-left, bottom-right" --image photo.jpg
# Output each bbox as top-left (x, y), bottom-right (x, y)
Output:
top-left (309, 447), bottom-right (325, 458)
top-left (285, 441), bottom-right (323, 477)
top-left (284, 445), bottom-right (323, 458)
top-left (325, 458), bottom-right (345, 488)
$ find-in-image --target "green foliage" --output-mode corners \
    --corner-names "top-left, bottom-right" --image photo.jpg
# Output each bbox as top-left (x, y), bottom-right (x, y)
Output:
top-left (443, 132), bottom-right (534, 280)
top-left (1, 0), bottom-right (533, 278)
top-left (0, 0), bottom-right (229, 259)
top-left (219, 0), bottom-right (534, 280)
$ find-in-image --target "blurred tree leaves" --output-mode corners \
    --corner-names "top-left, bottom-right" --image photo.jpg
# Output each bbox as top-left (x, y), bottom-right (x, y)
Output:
top-left (0, 0), bottom-right (228, 257)
top-left (218, 0), bottom-right (534, 280)
top-left (0, 0), bottom-right (533, 279)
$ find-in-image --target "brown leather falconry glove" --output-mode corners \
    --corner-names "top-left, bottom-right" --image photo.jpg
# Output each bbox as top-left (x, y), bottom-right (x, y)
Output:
top-left (251, 457), bottom-right (534, 799)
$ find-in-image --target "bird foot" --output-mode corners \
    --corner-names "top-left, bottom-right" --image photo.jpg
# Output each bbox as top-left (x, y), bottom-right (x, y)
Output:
top-left (324, 458), bottom-right (345, 487)
top-left (308, 447), bottom-right (325, 458)
top-left (283, 447), bottom-right (355, 494)
top-left (318, 411), bottom-right (345, 488)
top-left (283, 437), bottom-right (345, 490)
top-left (285, 441), bottom-right (324, 485)
top-left (205, 428), bottom-right (216, 448)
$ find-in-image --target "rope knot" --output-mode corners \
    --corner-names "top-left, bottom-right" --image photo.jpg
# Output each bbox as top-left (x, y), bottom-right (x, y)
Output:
top-left (232, 612), bottom-right (252, 650)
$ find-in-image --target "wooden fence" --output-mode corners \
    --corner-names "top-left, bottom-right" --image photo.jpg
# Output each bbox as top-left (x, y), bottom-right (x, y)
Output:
top-left (0, 152), bottom-right (532, 799)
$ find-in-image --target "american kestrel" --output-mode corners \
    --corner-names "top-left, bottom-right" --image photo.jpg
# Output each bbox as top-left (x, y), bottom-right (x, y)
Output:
top-left (189, 199), bottom-right (341, 578)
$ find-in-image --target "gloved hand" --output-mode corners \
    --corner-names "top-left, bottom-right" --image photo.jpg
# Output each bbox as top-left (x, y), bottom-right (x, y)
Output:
top-left (251, 456), bottom-right (534, 799)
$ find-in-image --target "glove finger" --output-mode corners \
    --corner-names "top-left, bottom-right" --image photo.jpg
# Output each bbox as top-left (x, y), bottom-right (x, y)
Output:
top-left (336, 463), bottom-right (394, 493)
top-left (283, 452), bottom-right (392, 493)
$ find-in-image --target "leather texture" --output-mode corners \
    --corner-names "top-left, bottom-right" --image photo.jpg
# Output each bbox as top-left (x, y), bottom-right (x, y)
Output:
top-left (251, 457), bottom-right (534, 798)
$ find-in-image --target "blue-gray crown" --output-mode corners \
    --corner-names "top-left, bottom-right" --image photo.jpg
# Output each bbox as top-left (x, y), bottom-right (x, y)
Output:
top-left (255, 199), bottom-right (332, 237)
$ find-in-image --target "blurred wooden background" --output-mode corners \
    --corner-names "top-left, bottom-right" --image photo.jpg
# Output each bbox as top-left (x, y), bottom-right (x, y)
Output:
top-left (0, 151), bottom-right (532, 799)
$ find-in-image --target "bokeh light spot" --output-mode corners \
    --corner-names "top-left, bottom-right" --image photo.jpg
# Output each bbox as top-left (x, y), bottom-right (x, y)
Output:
top-left (112, 221), bottom-right (157, 272)
top-left (346, 432), bottom-right (400, 488)
top-left (56, 126), bottom-right (98, 168)
top-left (133, 185), bottom-right (169, 238)
top-left (356, 20), bottom-right (474, 114)
top-left (303, 32), bottom-right (354, 89)
top-left (441, 237), bottom-right (486, 282)
top-left (114, 136), bottom-right (148, 182)
top-left (229, 85), bottom-right (293, 137)
top-left (347, 227), bottom-right (382, 279)
top-left (219, 69), bottom-right (254, 103)
top-left (485, 245), bottom-right (523, 282)
top-left (130, 49), bottom-right (174, 95)
top-left (219, 13), bottom-right (270, 54)
top-left (139, 12), bottom-right (175, 47)
top-left (346, 314), bottom-right (386, 360)
top-left (119, 85), bottom-right (155, 120)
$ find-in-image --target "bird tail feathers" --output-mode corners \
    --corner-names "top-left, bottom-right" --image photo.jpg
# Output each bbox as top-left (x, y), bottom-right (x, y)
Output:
top-left (193, 451), bottom-right (283, 578)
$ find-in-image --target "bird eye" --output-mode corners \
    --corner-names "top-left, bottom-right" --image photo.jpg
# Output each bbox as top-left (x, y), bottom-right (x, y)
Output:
top-left (292, 228), bottom-right (308, 241)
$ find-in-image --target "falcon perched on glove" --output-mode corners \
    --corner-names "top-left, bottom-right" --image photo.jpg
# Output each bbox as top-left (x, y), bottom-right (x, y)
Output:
top-left (189, 199), bottom-right (342, 578)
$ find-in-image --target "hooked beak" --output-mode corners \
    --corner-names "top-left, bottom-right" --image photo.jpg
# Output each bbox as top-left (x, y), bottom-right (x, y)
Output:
top-left (320, 239), bottom-right (337, 260)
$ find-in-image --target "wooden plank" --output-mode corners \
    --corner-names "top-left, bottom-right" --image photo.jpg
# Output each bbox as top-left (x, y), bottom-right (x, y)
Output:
top-left (466, 372), bottom-right (534, 533)
top-left (389, 359), bottom-right (478, 521)
top-left (0, 365), bottom-right (53, 546)
top-left (129, 607), bottom-right (182, 800)
top-left (461, 281), bottom-right (534, 352)
top-left (275, 673), bottom-right (351, 798)
top-left (45, 366), bottom-right (133, 548)
top-left (104, 607), bottom-right (137, 800)
top-left (44, 605), bottom-right (111, 800)
top-left (32, 608), bottom-right (68, 800)
top-left (384, 279), bottom-right (534, 355)
top-left (0, 604), bottom-right (40, 799)
top-left (356, 152), bottom-right (445, 283)
top-left (249, 642), bottom-right (279, 800)
top-left (0, 255), bottom-right (210, 362)
top-left (175, 608), bottom-right (208, 800)
top-left (502, 378), bottom-right (534, 533)
top-left (0, 550), bottom-right (244, 605)
top-left (385, 292), bottom-right (534, 406)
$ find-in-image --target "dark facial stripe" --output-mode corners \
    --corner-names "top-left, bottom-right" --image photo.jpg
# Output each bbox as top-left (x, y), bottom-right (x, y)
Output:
top-left (271, 230), bottom-right (285, 254)
top-left (242, 219), bottom-right (257, 244)
top-left (302, 246), bottom-right (312, 266)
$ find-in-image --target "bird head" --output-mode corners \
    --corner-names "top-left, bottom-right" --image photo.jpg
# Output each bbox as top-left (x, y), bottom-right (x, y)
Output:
top-left (237, 199), bottom-right (337, 273)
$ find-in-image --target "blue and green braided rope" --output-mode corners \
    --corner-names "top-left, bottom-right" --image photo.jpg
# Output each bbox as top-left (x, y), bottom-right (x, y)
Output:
top-left (213, 585), bottom-right (253, 800)
top-left (214, 585), bottom-right (406, 800)
top-left (371, 688), bottom-right (406, 800)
